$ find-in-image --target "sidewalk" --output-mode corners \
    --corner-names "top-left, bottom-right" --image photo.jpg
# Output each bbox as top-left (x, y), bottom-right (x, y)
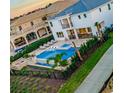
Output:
top-left (75, 46), bottom-right (113, 93)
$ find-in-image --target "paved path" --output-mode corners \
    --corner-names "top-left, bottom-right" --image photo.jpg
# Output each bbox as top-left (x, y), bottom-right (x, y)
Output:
top-left (75, 46), bottom-right (113, 93)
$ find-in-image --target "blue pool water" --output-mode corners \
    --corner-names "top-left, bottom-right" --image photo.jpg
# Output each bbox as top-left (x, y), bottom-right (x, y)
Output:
top-left (36, 47), bottom-right (76, 60)
top-left (36, 62), bottom-right (53, 67)
top-left (61, 44), bottom-right (70, 47)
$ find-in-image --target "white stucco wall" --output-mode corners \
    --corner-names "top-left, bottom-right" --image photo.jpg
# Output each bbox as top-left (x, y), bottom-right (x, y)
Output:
top-left (89, 1), bottom-right (113, 29)
top-left (48, 1), bottom-right (113, 41)
top-left (48, 16), bottom-right (71, 40)
top-left (71, 12), bottom-right (92, 28)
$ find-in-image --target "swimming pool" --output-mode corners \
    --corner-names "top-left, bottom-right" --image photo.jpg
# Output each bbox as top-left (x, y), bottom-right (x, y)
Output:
top-left (35, 44), bottom-right (76, 67)
top-left (61, 44), bottom-right (71, 48)
top-left (36, 47), bottom-right (76, 60)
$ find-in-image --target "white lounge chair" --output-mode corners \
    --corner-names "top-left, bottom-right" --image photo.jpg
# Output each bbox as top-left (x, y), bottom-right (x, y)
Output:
top-left (39, 46), bottom-right (46, 49)
top-left (44, 43), bottom-right (49, 47)
top-left (48, 41), bottom-right (53, 45)
top-left (51, 40), bottom-right (57, 43)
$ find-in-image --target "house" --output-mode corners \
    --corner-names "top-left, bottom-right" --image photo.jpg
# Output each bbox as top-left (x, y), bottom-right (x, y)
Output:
top-left (48, 0), bottom-right (113, 41)
top-left (10, 0), bottom-right (77, 54)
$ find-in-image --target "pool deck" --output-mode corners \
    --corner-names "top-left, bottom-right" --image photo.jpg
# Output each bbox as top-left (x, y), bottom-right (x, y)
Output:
top-left (29, 39), bottom-right (91, 67)
top-left (11, 57), bottom-right (36, 70)
top-left (30, 38), bottom-right (91, 56)
top-left (11, 38), bottom-right (91, 70)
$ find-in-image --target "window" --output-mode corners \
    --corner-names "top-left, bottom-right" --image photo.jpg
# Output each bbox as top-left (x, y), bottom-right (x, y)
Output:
top-left (50, 22), bottom-right (53, 27)
top-left (87, 27), bottom-right (92, 32)
top-left (99, 8), bottom-right (102, 12)
top-left (60, 19), bottom-right (70, 29)
top-left (30, 21), bottom-right (34, 26)
top-left (56, 32), bottom-right (64, 38)
top-left (19, 26), bottom-right (22, 31)
top-left (78, 15), bottom-right (81, 19)
top-left (111, 1), bottom-right (113, 4)
top-left (46, 26), bottom-right (52, 33)
top-left (42, 16), bottom-right (47, 21)
top-left (83, 14), bottom-right (87, 18)
top-left (69, 17), bottom-right (73, 27)
top-left (108, 4), bottom-right (111, 10)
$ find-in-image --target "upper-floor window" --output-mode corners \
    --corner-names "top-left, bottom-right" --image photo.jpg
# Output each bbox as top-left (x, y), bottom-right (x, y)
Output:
top-left (111, 1), bottom-right (113, 4)
top-left (19, 26), bottom-right (22, 31)
top-left (83, 14), bottom-right (87, 18)
top-left (99, 8), bottom-right (102, 12)
top-left (78, 15), bottom-right (81, 19)
top-left (46, 26), bottom-right (52, 33)
top-left (108, 4), bottom-right (111, 10)
top-left (42, 16), bottom-right (47, 21)
top-left (60, 18), bottom-right (70, 29)
top-left (69, 17), bottom-right (73, 27)
top-left (30, 21), bottom-right (34, 26)
top-left (56, 32), bottom-right (64, 38)
top-left (50, 22), bottom-right (53, 27)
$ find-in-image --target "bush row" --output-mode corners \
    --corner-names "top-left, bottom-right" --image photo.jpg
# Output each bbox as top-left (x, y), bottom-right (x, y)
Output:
top-left (63, 27), bottom-right (112, 78)
top-left (62, 37), bottom-right (99, 77)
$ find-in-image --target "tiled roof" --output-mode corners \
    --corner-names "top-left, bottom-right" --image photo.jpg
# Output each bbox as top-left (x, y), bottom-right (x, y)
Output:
top-left (11, 0), bottom-right (77, 26)
top-left (51, 0), bottom-right (111, 19)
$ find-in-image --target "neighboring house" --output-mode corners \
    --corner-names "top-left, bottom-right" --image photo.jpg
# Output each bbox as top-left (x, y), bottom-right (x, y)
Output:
top-left (10, 0), bottom-right (77, 53)
top-left (48, 0), bottom-right (113, 41)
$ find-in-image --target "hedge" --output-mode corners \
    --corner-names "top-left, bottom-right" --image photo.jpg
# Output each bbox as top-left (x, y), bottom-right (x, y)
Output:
top-left (63, 27), bottom-right (112, 78)
top-left (59, 31), bottom-right (113, 93)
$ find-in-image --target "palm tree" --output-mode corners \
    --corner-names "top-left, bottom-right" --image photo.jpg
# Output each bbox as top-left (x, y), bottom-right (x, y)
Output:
top-left (47, 53), bottom-right (68, 68)
top-left (95, 22), bottom-right (104, 41)
top-left (47, 53), bottom-right (68, 79)
top-left (72, 41), bottom-right (83, 61)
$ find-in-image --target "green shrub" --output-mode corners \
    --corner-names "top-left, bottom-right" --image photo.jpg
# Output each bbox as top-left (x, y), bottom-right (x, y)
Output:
top-left (103, 27), bottom-right (113, 41)
top-left (23, 53), bottom-right (29, 58)
top-left (60, 60), bottom-right (68, 66)
top-left (71, 37), bottom-right (99, 65)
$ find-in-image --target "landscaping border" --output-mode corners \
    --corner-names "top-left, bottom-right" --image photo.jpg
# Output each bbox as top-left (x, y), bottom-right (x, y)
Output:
top-left (58, 32), bottom-right (113, 93)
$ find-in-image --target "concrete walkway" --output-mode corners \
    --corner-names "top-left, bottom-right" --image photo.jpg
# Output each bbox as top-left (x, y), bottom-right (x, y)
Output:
top-left (75, 46), bottom-right (113, 93)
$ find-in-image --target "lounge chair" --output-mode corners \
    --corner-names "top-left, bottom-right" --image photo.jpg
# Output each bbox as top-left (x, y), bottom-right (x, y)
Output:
top-left (51, 40), bottom-right (57, 43)
top-left (48, 41), bottom-right (53, 45)
top-left (39, 45), bottom-right (46, 49)
top-left (44, 43), bottom-right (49, 47)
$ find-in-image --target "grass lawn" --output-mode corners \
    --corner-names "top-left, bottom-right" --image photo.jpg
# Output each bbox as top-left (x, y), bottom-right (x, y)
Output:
top-left (59, 33), bottom-right (113, 93)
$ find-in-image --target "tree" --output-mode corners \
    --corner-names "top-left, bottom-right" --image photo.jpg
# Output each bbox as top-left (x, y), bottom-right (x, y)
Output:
top-left (47, 53), bottom-right (68, 79)
top-left (72, 41), bottom-right (83, 61)
top-left (23, 53), bottom-right (29, 58)
top-left (95, 22), bottom-right (104, 41)
top-left (95, 22), bottom-right (101, 35)
top-left (47, 53), bottom-right (68, 68)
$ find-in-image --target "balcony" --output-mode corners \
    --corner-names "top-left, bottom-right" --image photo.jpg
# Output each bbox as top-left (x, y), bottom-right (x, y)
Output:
top-left (60, 17), bottom-right (73, 29)
top-left (11, 22), bottom-right (47, 39)
top-left (61, 24), bottom-right (70, 29)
